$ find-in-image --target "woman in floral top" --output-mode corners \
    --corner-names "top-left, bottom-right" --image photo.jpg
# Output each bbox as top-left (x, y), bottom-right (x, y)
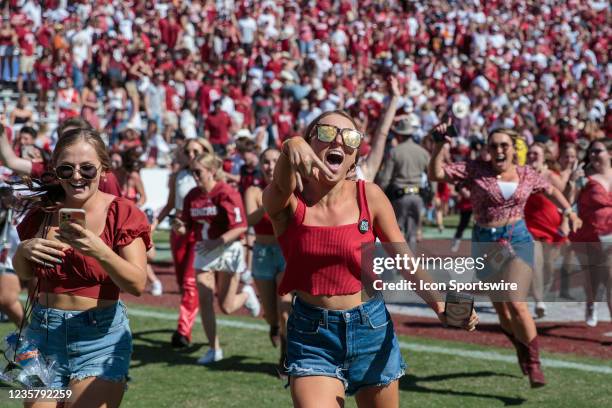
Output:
top-left (429, 124), bottom-right (581, 388)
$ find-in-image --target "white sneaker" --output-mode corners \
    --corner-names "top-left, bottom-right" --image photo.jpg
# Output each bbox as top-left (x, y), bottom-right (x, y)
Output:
top-left (586, 304), bottom-right (598, 327)
top-left (197, 348), bottom-right (223, 364)
top-left (450, 239), bottom-right (461, 253)
top-left (242, 284), bottom-right (261, 317)
top-left (240, 269), bottom-right (253, 285)
top-left (535, 302), bottom-right (547, 318)
top-left (150, 280), bottom-right (163, 296)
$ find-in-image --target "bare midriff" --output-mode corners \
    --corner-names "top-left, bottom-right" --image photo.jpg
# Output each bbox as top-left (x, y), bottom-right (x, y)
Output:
top-left (476, 216), bottom-right (523, 229)
top-left (296, 290), bottom-right (371, 310)
top-left (38, 293), bottom-right (117, 311)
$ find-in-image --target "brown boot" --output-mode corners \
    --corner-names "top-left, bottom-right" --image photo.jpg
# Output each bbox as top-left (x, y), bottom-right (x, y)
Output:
top-left (501, 328), bottom-right (528, 375)
top-left (525, 337), bottom-right (547, 388)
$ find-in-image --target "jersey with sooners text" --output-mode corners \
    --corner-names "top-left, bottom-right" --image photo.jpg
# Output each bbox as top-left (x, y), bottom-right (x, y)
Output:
top-left (182, 182), bottom-right (247, 240)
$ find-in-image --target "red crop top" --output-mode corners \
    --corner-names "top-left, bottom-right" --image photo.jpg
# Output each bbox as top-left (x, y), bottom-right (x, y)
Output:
top-left (253, 211), bottom-right (275, 235)
top-left (17, 197), bottom-right (153, 300)
top-left (277, 180), bottom-right (376, 296)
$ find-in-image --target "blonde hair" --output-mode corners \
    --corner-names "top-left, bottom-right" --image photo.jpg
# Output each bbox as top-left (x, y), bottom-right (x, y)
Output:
top-left (185, 137), bottom-right (214, 155)
top-left (193, 152), bottom-right (225, 181)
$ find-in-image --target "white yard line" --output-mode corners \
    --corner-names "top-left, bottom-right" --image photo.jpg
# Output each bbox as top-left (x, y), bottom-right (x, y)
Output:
top-left (126, 307), bottom-right (612, 375)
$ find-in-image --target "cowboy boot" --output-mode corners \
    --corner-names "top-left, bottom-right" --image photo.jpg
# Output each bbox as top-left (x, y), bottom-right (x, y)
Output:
top-left (501, 327), bottom-right (528, 375)
top-left (525, 337), bottom-right (547, 388)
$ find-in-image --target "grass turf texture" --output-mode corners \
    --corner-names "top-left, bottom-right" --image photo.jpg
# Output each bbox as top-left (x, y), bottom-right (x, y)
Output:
top-left (0, 305), bottom-right (610, 407)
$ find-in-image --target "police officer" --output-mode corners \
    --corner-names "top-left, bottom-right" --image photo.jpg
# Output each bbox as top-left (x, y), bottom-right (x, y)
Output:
top-left (377, 114), bottom-right (430, 249)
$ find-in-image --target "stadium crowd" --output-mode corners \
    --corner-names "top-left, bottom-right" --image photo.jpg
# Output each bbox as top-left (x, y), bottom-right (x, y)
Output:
top-left (0, 0), bottom-right (610, 382)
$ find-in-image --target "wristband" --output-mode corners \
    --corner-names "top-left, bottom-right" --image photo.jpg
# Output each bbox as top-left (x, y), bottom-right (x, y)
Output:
top-left (562, 207), bottom-right (574, 217)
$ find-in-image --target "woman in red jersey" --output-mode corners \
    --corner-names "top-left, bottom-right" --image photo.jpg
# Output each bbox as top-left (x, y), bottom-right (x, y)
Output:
top-left (174, 153), bottom-right (261, 365)
top-left (245, 147), bottom-right (291, 374)
top-left (263, 111), bottom-right (478, 407)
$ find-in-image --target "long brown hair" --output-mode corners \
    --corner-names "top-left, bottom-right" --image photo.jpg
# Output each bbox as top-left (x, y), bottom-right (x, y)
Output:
top-left (52, 128), bottom-right (111, 171)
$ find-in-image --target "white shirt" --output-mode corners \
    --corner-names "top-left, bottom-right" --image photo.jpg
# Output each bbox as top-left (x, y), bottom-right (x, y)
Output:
top-left (175, 169), bottom-right (197, 211)
top-left (238, 17), bottom-right (257, 44)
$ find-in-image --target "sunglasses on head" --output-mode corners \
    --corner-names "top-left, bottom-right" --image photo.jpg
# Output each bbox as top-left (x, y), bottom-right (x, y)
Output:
top-left (313, 124), bottom-right (362, 149)
top-left (55, 163), bottom-right (101, 180)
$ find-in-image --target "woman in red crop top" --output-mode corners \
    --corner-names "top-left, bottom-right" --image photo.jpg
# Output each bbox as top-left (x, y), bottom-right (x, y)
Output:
top-left (263, 111), bottom-right (478, 407)
top-left (570, 139), bottom-right (612, 327)
top-left (525, 142), bottom-right (569, 319)
top-left (174, 152), bottom-right (261, 365)
top-left (13, 128), bottom-right (150, 406)
top-left (245, 147), bottom-right (291, 374)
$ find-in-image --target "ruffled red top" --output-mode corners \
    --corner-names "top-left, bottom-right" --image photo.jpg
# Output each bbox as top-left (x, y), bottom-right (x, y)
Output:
top-left (17, 197), bottom-right (152, 300)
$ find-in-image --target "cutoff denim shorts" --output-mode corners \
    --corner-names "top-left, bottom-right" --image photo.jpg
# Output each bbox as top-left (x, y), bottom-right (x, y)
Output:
top-left (251, 243), bottom-right (285, 281)
top-left (25, 301), bottom-right (132, 388)
top-left (286, 294), bottom-right (406, 396)
top-left (471, 219), bottom-right (534, 280)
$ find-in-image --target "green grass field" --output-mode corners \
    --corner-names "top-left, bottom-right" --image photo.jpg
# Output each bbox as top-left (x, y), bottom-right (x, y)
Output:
top-left (0, 304), bottom-right (610, 407)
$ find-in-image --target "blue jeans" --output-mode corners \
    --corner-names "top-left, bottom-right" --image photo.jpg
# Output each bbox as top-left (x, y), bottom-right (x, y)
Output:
top-left (286, 295), bottom-right (406, 395)
top-left (252, 243), bottom-right (285, 281)
top-left (25, 301), bottom-right (132, 388)
top-left (471, 219), bottom-right (534, 280)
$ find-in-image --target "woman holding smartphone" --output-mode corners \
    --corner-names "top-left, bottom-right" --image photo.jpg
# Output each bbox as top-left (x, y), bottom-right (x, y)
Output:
top-left (173, 152), bottom-right (260, 365)
top-left (13, 128), bottom-right (150, 407)
top-left (264, 111), bottom-right (478, 407)
top-left (429, 123), bottom-right (581, 388)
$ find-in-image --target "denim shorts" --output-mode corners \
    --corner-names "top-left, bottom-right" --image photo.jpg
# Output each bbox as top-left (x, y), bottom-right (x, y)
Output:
top-left (25, 301), bottom-right (132, 388)
top-left (471, 220), bottom-right (534, 280)
top-left (286, 295), bottom-right (406, 396)
top-left (252, 243), bottom-right (285, 281)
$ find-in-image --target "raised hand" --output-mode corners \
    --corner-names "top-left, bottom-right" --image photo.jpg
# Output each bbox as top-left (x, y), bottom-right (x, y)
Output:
top-left (389, 76), bottom-right (400, 97)
top-left (283, 138), bottom-right (335, 189)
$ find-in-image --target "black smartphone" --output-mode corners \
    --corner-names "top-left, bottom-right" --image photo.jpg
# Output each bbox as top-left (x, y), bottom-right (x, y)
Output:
top-left (444, 292), bottom-right (474, 328)
top-left (432, 116), bottom-right (458, 142)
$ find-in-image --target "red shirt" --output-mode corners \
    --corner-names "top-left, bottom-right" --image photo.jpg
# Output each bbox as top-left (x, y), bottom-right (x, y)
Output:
top-left (205, 111), bottom-right (232, 145)
top-left (444, 161), bottom-right (551, 225)
top-left (16, 27), bottom-right (35, 56)
top-left (17, 197), bottom-right (152, 300)
top-left (182, 182), bottom-right (247, 241)
top-left (571, 178), bottom-right (612, 242)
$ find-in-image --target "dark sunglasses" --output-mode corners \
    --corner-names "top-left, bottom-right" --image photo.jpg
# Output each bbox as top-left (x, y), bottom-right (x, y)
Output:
top-left (488, 142), bottom-right (511, 151)
top-left (313, 124), bottom-right (363, 149)
top-left (55, 164), bottom-right (101, 180)
top-left (589, 148), bottom-right (605, 155)
top-left (191, 168), bottom-right (204, 179)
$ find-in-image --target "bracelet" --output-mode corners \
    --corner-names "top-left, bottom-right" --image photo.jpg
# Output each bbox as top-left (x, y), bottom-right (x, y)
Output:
top-left (562, 207), bottom-right (574, 216)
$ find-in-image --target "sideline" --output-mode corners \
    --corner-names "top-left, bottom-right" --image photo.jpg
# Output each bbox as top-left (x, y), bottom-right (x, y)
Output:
top-left (126, 306), bottom-right (612, 375)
